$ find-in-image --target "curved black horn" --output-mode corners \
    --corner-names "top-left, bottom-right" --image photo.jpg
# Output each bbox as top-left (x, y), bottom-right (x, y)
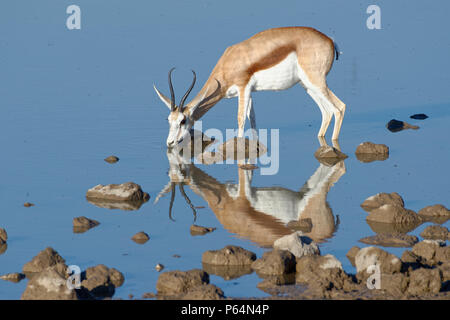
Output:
top-left (179, 70), bottom-right (196, 112)
top-left (168, 67), bottom-right (176, 111)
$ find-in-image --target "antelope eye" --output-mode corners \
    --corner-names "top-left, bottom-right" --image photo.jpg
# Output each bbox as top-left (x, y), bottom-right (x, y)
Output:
top-left (180, 118), bottom-right (186, 125)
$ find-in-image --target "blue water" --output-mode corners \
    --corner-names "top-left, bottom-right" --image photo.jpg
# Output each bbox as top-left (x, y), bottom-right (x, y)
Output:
top-left (0, 1), bottom-right (449, 299)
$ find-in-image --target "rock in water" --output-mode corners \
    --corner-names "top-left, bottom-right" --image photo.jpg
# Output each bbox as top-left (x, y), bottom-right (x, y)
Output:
top-left (202, 246), bottom-right (256, 266)
top-left (361, 192), bottom-right (405, 212)
top-left (420, 225), bottom-right (449, 240)
top-left (156, 269), bottom-right (209, 296)
top-left (104, 155), bottom-right (119, 163)
top-left (251, 250), bottom-right (296, 276)
top-left (314, 145), bottom-right (347, 166)
top-left (273, 232), bottom-right (320, 258)
top-left (21, 267), bottom-right (78, 300)
top-left (73, 216), bottom-right (100, 233)
top-left (410, 113), bottom-right (428, 120)
top-left (386, 119), bottom-right (419, 132)
top-left (355, 142), bottom-right (389, 163)
top-left (22, 247), bottom-right (67, 275)
top-left (86, 182), bottom-right (150, 202)
top-left (190, 225), bottom-right (216, 236)
top-left (131, 231), bottom-right (150, 244)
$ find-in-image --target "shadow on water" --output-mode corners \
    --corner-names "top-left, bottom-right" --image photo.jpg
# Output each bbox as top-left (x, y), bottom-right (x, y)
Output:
top-left (155, 136), bottom-right (345, 248)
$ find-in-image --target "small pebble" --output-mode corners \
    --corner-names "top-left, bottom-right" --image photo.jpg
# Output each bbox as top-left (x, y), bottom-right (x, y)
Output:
top-left (104, 155), bottom-right (119, 163)
top-left (24, 202), bottom-right (34, 207)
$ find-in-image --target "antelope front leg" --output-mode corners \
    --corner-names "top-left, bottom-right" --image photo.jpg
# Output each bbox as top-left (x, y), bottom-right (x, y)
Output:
top-left (237, 90), bottom-right (247, 138)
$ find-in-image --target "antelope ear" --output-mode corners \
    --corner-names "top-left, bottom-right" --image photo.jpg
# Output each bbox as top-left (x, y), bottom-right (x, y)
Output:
top-left (154, 84), bottom-right (173, 110)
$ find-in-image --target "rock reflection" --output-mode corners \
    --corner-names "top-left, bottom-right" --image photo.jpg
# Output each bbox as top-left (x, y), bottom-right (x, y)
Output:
top-left (156, 137), bottom-right (346, 247)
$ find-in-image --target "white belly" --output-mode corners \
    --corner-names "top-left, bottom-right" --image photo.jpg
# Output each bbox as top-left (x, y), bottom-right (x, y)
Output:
top-left (250, 52), bottom-right (300, 92)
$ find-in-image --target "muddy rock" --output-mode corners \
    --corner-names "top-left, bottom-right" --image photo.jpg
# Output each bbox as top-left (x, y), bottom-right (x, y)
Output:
top-left (190, 224), bottom-right (216, 236)
top-left (104, 155), bottom-right (119, 163)
top-left (156, 269), bottom-right (209, 296)
top-left (411, 240), bottom-right (444, 264)
top-left (0, 228), bottom-right (7, 244)
top-left (346, 246), bottom-right (360, 267)
top-left (202, 245), bottom-right (256, 266)
top-left (355, 247), bottom-right (402, 279)
top-left (287, 218), bottom-right (313, 233)
top-left (73, 216), bottom-right (100, 233)
top-left (131, 231), bottom-right (150, 244)
top-left (359, 233), bottom-right (418, 247)
top-left (366, 204), bottom-right (422, 227)
top-left (355, 142), bottom-right (389, 163)
top-left (86, 182), bottom-right (150, 202)
top-left (360, 192), bottom-right (404, 212)
top-left (251, 250), bottom-right (296, 276)
top-left (401, 250), bottom-right (422, 265)
top-left (420, 225), bottom-right (449, 240)
top-left (0, 273), bottom-right (25, 283)
top-left (202, 263), bottom-right (253, 280)
top-left (22, 247), bottom-right (67, 275)
top-left (314, 145), bottom-right (348, 166)
top-left (80, 264), bottom-right (124, 298)
top-left (24, 202), bottom-right (35, 207)
top-left (296, 255), bottom-right (355, 292)
top-left (366, 220), bottom-right (420, 234)
top-left (380, 273), bottom-right (409, 296)
top-left (21, 267), bottom-right (78, 300)
top-left (256, 274), bottom-right (296, 295)
top-left (438, 262), bottom-right (450, 283)
top-left (407, 268), bottom-right (442, 296)
top-left (273, 231), bottom-right (320, 258)
top-left (435, 246), bottom-right (450, 264)
top-left (386, 119), bottom-right (419, 132)
top-left (418, 204), bottom-right (450, 223)
top-left (180, 284), bottom-right (225, 300)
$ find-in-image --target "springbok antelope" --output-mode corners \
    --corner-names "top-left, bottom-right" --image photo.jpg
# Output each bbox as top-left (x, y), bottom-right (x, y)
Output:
top-left (155, 146), bottom-right (345, 246)
top-left (154, 26), bottom-right (345, 147)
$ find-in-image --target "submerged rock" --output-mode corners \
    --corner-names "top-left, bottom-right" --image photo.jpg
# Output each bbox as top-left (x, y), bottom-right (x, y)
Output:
top-left (86, 182), bottom-right (150, 202)
top-left (386, 119), bottom-right (419, 132)
top-left (410, 113), bottom-right (428, 120)
top-left (24, 202), bottom-right (34, 207)
top-left (190, 225), bottom-right (216, 236)
top-left (202, 245), bottom-right (256, 266)
top-left (273, 232), bottom-right (320, 259)
top-left (411, 240), bottom-right (445, 265)
top-left (0, 228), bottom-right (7, 244)
top-left (355, 142), bottom-right (389, 163)
top-left (251, 250), bottom-right (296, 276)
top-left (359, 233), bottom-right (418, 247)
top-left (420, 225), bottom-right (449, 240)
top-left (361, 192), bottom-right (405, 212)
top-left (86, 198), bottom-right (147, 211)
top-left (73, 216), bottom-right (100, 233)
top-left (131, 231), bottom-right (150, 244)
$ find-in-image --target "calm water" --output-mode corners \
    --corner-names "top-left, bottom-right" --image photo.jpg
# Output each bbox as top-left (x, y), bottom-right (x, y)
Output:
top-left (0, 1), bottom-right (449, 299)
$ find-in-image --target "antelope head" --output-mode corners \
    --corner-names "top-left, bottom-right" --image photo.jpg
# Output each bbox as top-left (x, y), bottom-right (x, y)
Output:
top-left (154, 68), bottom-right (221, 148)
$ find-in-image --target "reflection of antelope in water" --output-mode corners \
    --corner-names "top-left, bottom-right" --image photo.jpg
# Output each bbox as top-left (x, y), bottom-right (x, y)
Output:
top-left (155, 149), bottom-right (345, 247)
